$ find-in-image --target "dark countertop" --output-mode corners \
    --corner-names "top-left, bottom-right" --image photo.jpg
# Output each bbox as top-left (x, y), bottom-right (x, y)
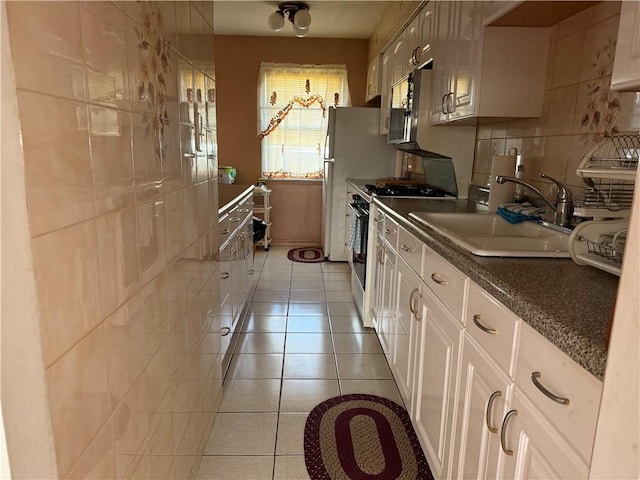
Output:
top-left (347, 178), bottom-right (617, 380)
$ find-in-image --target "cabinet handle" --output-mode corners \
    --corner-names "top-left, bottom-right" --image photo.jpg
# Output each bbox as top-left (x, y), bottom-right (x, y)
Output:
top-left (401, 244), bottom-right (414, 253)
top-left (220, 228), bottom-right (229, 235)
top-left (221, 272), bottom-right (229, 279)
top-left (441, 94), bottom-right (448, 114)
top-left (229, 216), bottom-right (240, 222)
top-left (238, 208), bottom-right (250, 213)
top-left (473, 314), bottom-right (497, 335)
top-left (485, 391), bottom-right (501, 434)
top-left (500, 409), bottom-right (517, 456)
top-left (373, 217), bottom-right (381, 223)
top-left (248, 269), bottom-right (254, 275)
top-left (384, 228), bottom-right (396, 235)
top-left (409, 288), bottom-right (421, 320)
top-left (447, 92), bottom-right (455, 113)
top-left (531, 371), bottom-right (570, 405)
top-left (413, 46), bottom-right (420, 65)
top-left (430, 273), bottom-right (448, 285)
top-left (220, 327), bottom-right (231, 336)
top-left (247, 201), bottom-right (255, 206)
top-left (385, 116), bottom-right (390, 129)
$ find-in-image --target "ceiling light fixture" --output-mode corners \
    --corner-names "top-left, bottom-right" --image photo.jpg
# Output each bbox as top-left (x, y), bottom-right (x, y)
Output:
top-left (268, 2), bottom-right (312, 38)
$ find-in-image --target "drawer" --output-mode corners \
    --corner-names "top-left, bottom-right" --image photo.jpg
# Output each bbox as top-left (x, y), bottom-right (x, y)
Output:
top-left (423, 246), bottom-right (468, 319)
top-left (227, 206), bottom-right (243, 232)
top-left (515, 322), bottom-right (603, 462)
top-left (466, 281), bottom-right (519, 376)
top-left (398, 226), bottom-right (423, 276)
top-left (383, 215), bottom-right (399, 251)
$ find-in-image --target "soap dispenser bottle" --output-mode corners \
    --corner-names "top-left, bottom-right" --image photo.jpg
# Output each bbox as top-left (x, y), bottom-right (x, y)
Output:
top-left (513, 164), bottom-right (525, 202)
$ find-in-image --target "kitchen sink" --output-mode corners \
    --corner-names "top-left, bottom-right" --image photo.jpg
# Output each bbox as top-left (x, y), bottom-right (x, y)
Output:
top-left (409, 212), bottom-right (571, 257)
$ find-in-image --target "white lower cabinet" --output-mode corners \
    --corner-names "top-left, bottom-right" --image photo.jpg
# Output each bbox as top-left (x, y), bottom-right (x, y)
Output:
top-left (373, 234), bottom-right (396, 358)
top-left (500, 387), bottom-right (590, 480)
top-left (392, 258), bottom-right (422, 410)
top-left (412, 287), bottom-right (463, 480)
top-left (370, 217), bottom-right (604, 480)
top-left (452, 334), bottom-right (512, 480)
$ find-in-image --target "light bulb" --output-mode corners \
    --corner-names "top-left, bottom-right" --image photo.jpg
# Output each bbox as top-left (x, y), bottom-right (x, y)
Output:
top-left (293, 24), bottom-right (308, 37)
top-left (293, 9), bottom-right (311, 29)
top-left (268, 11), bottom-right (284, 31)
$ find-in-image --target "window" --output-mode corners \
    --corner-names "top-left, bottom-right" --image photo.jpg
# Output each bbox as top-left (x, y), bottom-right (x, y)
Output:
top-left (258, 63), bottom-right (350, 179)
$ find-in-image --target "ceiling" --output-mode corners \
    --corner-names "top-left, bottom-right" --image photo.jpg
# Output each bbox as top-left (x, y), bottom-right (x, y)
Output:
top-left (212, 1), bottom-right (391, 38)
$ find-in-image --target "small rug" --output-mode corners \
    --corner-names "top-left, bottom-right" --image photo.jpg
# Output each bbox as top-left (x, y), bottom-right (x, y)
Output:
top-left (287, 247), bottom-right (326, 263)
top-left (304, 394), bottom-right (433, 480)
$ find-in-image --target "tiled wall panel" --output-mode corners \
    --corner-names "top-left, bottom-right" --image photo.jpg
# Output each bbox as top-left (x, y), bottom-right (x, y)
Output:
top-left (6, 1), bottom-right (220, 478)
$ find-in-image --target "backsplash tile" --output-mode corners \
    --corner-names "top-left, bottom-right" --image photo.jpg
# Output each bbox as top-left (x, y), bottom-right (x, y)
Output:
top-left (473, 1), bottom-right (638, 200)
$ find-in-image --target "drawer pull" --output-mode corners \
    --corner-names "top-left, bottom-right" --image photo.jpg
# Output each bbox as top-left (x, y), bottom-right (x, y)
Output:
top-left (221, 272), bottom-right (229, 279)
top-left (373, 217), bottom-right (381, 223)
top-left (229, 216), bottom-right (241, 222)
top-left (531, 371), bottom-right (570, 405)
top-left (401, 244), bottom-right (414, 253)
top-left (238, 208), bottom-right (250, 213)
top-left (220, 327), bottom-right (231, 336)
top-left (500, 409), bottom-right (517, 456)
top-left (384, 228), bottom-right (396, 235)
top-left (430, 273), bottom-right (448, 285)
top-left (486, 391), bottom-right (501, 434)
top-left (247, 201), bottom-right (255, 206)
top-left (248, 269), bottom-right (254, 275)
top-left (473, 314), bottom-right (497, 335)
top-left (220, 229), bottom-right (229, 235)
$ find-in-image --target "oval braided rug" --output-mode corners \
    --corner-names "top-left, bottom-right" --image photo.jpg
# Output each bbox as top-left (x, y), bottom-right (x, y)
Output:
top-left (287, 247), bottom-right (326, 263)
top-left (304, 394), bottom-right (433, 480)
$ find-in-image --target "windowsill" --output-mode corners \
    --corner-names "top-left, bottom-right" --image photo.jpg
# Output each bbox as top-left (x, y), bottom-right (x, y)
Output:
top-left (263, 178), bottom-right (323, 184)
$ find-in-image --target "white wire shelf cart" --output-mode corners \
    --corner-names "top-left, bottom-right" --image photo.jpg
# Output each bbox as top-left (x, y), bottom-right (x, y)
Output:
top-left (253, 185), bottom-right (272, 251)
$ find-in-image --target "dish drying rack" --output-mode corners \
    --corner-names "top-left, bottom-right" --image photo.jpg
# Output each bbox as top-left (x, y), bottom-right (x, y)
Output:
top-left (569, 219), bottom-right (628, 276)
top-left (574, 134), bottom-right (639, 219)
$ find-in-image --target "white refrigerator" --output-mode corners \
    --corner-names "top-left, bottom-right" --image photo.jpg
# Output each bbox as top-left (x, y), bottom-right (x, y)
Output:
top-left (321, 107), bottom-right (396, 261)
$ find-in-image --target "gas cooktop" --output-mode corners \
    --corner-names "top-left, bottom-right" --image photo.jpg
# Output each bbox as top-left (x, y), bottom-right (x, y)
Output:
top-left (364, 184), bottom-right (452, 198)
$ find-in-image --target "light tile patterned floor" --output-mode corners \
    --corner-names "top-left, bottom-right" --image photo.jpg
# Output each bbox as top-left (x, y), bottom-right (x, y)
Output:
top-left (197, 247), bottom-right (403, 479)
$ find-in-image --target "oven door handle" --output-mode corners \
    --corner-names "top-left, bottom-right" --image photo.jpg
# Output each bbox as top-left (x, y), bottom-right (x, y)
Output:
top-left (348, 203), bottom-right (369, 218)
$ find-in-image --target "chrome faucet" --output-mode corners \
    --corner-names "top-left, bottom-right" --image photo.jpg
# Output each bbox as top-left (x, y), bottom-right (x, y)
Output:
top-left (495, 172), bottom-right (574, 228)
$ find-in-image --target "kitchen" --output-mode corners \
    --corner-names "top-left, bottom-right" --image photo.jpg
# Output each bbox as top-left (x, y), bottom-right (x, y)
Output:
top-left (3, 2), bottom-right (637, 477)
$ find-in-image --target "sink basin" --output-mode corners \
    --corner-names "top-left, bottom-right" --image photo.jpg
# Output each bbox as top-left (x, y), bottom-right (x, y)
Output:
top-left (409, 212), bottom-right (571, 257)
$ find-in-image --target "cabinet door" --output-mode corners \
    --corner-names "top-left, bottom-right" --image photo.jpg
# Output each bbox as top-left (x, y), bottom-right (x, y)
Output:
top-left (448, 1), bottom-right (482, 120)
top-left (390, 31), bottom-right (409, 86)
top-left (452, 335), bottom-right (512, 480)
top-left (415, 1), bottom-right (435, 67)
top-left (412, 288), bottom-right (462, 479)
top-left (366, 54), bottom-right (382, 102)
top-left (405, 16), bottom-right (421, 69)
top-left (378, 241), bottom-right (397, 359)
top-left (430, 0), bottom-right (454, 124)
top-left (380, 49), bottom-right (393, 135)
top-left (392, 258), bottom-right (421, 408)
top-left (499, 388), bottom-right (589, 480)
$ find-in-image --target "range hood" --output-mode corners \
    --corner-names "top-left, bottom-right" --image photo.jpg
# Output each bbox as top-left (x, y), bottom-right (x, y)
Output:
top-left (388, 68), bottom-right (477, 199)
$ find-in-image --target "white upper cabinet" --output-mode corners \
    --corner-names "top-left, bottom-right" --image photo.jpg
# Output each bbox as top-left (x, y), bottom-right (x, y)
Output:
top-left (379, 49), bottom-right (393, 134)
top-left (366, 53), bottom-right (383, 103)
top-left (611, 1), bottom-right (640, 91)
top-left (430, 0), bottom-right (550, 124)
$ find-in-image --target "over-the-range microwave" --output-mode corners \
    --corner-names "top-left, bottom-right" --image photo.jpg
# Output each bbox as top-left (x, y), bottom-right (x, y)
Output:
top-left (387, 66), bottom-right (447, 158)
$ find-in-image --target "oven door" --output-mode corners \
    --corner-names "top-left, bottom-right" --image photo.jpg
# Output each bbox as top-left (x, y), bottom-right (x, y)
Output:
top-left (348, 202), bottom-right (369, 289)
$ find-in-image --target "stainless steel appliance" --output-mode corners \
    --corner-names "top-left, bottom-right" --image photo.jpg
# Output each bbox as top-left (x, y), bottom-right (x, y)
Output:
top-left (349, 174), bottom-right (459, 326)
top-left (386, 68), bottom-right (478, 199)
top-left (322, 107), bottom-right (396, 261)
